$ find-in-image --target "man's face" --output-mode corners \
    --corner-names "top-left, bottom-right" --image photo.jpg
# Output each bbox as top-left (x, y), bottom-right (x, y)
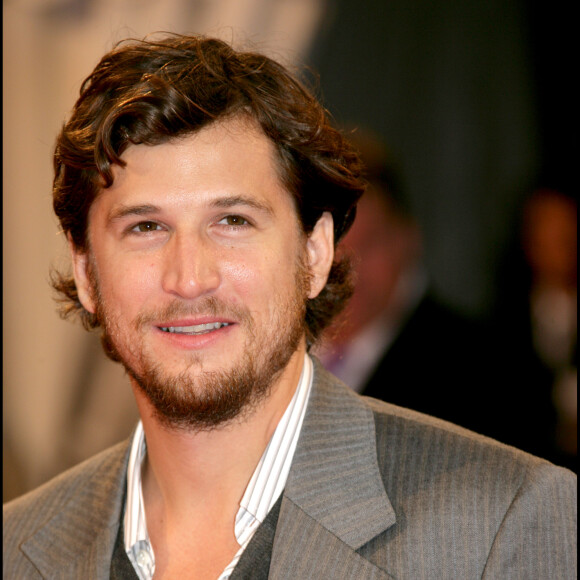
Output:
top-left (71, 117), bottom-right (333, 430)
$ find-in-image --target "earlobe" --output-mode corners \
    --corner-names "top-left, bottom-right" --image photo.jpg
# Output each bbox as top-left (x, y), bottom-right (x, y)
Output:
top-left (69, 236), bottom-right (97, 314)
top-left (306, 212), bottom-right (334, 299)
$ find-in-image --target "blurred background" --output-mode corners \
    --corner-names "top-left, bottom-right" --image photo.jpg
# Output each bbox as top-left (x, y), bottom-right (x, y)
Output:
top-left (3, 0), bottom-right (575, 502)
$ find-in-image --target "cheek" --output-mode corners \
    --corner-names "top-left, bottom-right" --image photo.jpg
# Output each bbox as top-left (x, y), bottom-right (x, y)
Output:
top-left (220, 257), bottom-right (270, 308)
top-left (220, 249), bottom-right (295, 304)
top-left (221, 259), bottom-right (256, 285)
top-left (97, 258), bottom-right (159, 313)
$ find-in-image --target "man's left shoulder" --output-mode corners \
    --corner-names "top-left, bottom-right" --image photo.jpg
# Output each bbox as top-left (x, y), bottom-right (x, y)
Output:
top-left (363, 392), bottom-right (576, 501)
top-left (311, 358), bottom-right (576, 497)
top-left (306, 364), bottom-right (576, 577)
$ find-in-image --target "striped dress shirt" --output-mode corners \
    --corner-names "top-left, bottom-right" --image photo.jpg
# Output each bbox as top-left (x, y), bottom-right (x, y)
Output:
top-left (124, 354), bottom-right (314, 580)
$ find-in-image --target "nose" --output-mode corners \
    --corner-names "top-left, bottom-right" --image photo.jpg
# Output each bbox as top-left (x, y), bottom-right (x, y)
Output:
top-left (161, 232), bottom-right (221, 299)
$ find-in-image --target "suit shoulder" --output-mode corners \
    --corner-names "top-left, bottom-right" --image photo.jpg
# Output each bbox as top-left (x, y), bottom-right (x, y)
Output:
top-left (308, 363), bottom-right (576, 577)
top-left (311, 360), bottom-right (574, 481)
top-left (352, 397), bottom-right (576, 578)
top-left (3, 440), bottom-right (129, 544)
top-left (363, 393), bottom-right (576, 492)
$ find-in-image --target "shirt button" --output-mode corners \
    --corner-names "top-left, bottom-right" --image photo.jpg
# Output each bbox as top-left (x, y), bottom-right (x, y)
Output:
top-left (137, 550), bottom-right (151, 568)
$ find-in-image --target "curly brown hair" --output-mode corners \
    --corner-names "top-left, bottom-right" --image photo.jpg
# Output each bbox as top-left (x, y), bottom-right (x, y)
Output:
top-left (51, 33), bottom-right (364, 348)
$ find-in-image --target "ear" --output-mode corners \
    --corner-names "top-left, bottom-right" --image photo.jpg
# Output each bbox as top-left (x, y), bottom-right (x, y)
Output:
top-left (306, 212), bottom-right (334, 299)
top-left (68, 235), bottom-right (97, 314)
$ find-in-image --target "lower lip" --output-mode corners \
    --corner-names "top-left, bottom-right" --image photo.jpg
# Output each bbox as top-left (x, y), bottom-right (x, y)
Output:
top-left (153, 323), bottom-right (235, 350)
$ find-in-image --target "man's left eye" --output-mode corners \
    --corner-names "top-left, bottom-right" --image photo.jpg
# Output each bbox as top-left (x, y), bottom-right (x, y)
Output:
top-left (132, 221), bottom-right (161, 232)
top-left (219, 215), bottom-right (249, 226)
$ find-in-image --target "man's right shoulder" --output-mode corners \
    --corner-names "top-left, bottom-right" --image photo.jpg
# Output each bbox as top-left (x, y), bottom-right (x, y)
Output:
top-left (3, 439), bottom-right (130, 569)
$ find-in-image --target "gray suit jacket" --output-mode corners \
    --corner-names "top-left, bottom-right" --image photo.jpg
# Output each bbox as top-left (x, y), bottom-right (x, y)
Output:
top-left (4, 360), bottom-right (577, 579)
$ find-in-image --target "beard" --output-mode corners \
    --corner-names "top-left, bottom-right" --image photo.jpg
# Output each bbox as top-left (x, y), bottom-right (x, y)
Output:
top-left (90, 256), bottom-right (311, 432)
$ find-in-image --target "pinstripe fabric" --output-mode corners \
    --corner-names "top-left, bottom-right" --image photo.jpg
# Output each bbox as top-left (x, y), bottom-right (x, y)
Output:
top-left (3, 358), bottom-right (577, 579)
top-left (3, 440), bottom-right (130, 579)
top-left (355, 396), bottom-right (577, 579)
top-left (267, 360), bottom-right (576, 579)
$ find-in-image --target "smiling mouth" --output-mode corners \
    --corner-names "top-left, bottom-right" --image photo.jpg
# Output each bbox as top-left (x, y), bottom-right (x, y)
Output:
top-left (160, 322), bottom-right (231, 335)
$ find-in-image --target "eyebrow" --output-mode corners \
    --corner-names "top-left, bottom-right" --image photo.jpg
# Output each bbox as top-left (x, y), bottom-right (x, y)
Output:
top-left (209, 195), bottom-right (274, 215)
top-left (107, 204), bottom-right (160, 223)
top-left (107, 195), bottom-right (274, 223)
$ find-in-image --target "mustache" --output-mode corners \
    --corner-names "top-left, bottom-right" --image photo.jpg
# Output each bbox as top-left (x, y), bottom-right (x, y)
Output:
top-left (133, 296), bottom-right (253, 329)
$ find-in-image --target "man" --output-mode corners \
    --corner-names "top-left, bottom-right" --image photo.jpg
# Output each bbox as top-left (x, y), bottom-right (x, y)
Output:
top-left (3, 34), bottom-right (576, 579)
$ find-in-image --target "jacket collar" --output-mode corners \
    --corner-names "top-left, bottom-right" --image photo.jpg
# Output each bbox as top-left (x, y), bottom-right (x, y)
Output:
top-left (270, 358), bottom-right (396, 578)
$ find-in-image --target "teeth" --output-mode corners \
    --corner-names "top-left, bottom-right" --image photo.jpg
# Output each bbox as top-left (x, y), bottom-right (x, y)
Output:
top-left (161, 322), bottom-right (229, 335)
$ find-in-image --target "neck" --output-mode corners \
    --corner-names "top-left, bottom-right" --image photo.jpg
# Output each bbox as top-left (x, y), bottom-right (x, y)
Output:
top-left (132, 344), bottom-right (307, 521)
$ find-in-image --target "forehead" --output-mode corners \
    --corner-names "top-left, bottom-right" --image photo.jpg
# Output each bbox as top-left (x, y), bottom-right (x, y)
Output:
top-left (96, 117), bottom-right (295, 215)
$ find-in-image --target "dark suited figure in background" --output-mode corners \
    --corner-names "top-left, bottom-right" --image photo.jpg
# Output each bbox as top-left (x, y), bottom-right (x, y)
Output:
top-left (493, 187), bottom-right (577, 471)
top-left (318, 130), bottom-right (511, 440)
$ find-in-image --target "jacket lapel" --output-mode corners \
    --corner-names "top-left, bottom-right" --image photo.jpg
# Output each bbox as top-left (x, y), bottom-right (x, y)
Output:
top-left (270, 359), bottom-right (396, 579)
top-left (19, 440), bottom-right (130, 579)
